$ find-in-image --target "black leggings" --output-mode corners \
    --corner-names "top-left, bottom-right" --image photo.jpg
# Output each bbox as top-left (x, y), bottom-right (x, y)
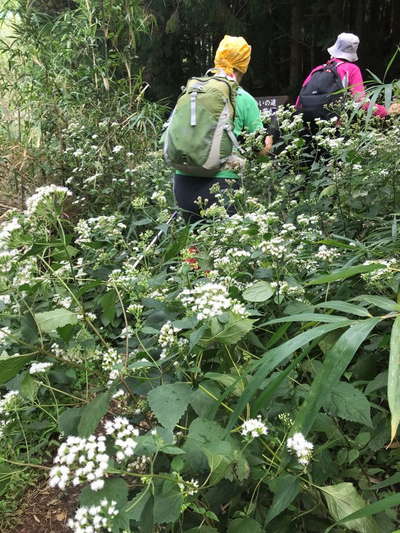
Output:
top-left (173, 173), bottom-right (240, 223)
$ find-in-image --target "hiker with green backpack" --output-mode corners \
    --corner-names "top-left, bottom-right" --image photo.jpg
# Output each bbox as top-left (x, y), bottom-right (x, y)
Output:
top-left (162, 35), bottom-right (273, 223)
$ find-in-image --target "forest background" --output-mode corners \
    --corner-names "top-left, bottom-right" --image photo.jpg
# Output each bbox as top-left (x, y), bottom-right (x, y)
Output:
top-left (1, 1), bottom-right (400, 533)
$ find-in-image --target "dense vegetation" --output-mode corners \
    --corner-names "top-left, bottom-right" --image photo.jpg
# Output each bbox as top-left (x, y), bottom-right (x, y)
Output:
top-left (0, 1), bottom-right (400, 532)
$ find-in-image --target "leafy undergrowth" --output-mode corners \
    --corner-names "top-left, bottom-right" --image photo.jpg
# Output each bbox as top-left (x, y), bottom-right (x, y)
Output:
top-left (1, 108), bottom-right (400, 532)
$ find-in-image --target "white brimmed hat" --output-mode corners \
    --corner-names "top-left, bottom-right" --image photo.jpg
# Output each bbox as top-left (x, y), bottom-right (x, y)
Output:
top-left (327, 32), bottom-right (359, 62)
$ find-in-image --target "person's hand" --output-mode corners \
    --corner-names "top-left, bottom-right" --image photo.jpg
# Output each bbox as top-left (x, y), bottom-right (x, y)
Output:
top-left (261, 135), bottom-right (273, 155)
top-left (388, 102), bottom-right (400, 115)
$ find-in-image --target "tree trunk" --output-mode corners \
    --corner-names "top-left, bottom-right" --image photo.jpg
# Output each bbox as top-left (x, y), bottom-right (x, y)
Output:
top-left (289, 0), bottom-right (304, 95)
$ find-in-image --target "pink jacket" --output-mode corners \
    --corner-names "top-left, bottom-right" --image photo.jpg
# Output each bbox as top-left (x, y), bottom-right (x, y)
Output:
top-left (296, 58), bottom-right (388, 118)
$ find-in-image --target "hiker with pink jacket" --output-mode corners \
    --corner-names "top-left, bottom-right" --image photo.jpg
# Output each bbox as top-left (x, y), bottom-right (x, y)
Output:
top-left (296, 33), bottom-right (400, 122)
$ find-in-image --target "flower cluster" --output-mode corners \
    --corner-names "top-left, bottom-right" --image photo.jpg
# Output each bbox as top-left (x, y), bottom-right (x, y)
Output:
top-left (49, 435), bottom-right (109, 491)
top-left (104, 416), bottom-right (139, 462)
top-left (0, 216), bottom-right (21, 249)
top-left (29, 361), bottom-right (53, 375)
top-left (0, 390), bottom-right (19, 438)
top-left (25, 185), bottom-right (72, 217)
top-left (361, 258), bottom-right (399, 288)
top-left (67, 499), bottom-right (119, 532)
top-left (76, 216), bottom-right (126, 245)
top-left (287, 432), bottom-right (313, 465)
top-left (180, 282), bottom-right (247, 321)
top-left (158, 321), bottom-right (180, 348)
top-left (241, 416), bottom-right (269, 438)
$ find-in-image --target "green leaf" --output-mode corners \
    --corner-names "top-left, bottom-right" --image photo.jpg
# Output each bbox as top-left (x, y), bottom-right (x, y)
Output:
top-left (242, 281), bottom-right (274, 302)
top-left (153, 479), bottom-right (184, 524)
top-left (202, 440), bottom-right (235, 485)
top-left (190, 381), bottom-right (220, 419)
top-left (353, 295), bottom-right (400, 312)
top-left (316, 301), bottom-right (371, 318)
top-left (148, 383), bottom-right (192, 430)
top-left (365, 472), bottom-right (400, 490)
top-left (126, 487), bottom-right (151, 521)
top-left (320, 483), bottom-right (379, 533)
top-left (252, 351), bottom-right (306, 415)
top-left (0, 354), bottom-right (33, 386)
top-left (332, 492), bottom-right (400, 527)
top-left (388, 315), bottom-right (400, 442)
top-left (100, 290), bottom-right (117, 323)
top-left (306, 264), bottom-right (385, 286)
top-left (265, 474), bottom-right (300, 524)
top-left (294, 318), bottom-right (380, 436)
top-left (204, 372), bottom-right (243, 396)
top-left (58, 407), bottom-right (83, 436)
top-left (139, 496), bottom-right (154, 533)
top-left (225, 321), bottom-right (353, 434)
top-left (319, 184), bottom-right (337, 199)
top-left (78, 391), bottom-right (112, 438)
top-left (20, 373), bottom-right (39, 401)
top-left (185, 526), bottom-right (218, 533)
top-left (35, 308), bottom-right (78, 333)
top-left (80, 477), bottom-right (129, 507)
top-left (323, 382), bottom-right (372, 427)
top-left (265, 313), bottom-right (347, 325)
top-left (228, 518), bottom-right (263, 532)
top-left (183, 418), bottom-right (225, 471)
top-left (206, 315), bottom-right (254, 345)
top-left (189, 324), bottom-right (208, 349)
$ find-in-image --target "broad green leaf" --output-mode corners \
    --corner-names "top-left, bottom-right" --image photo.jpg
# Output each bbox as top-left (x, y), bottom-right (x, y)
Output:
top-left (35, 308), bottom-right (78, 333)
top-left (206, 315), bottom-right (254, 345)
top-left (365, 371), bottom-right (388, 394)
top-left (58, 407), bottom-right (83, 436)
top-left (80, 477), bottom-right (129, 508)
top-left (320, 483), bottom-right (379, 533)
top-left (228, 518), bottom-right (263, 532)
top-left (306, 264), bottom-right (384, 286)
top-left (204, 372), bottom-right (243, 396)
top-left (20, 373), bottom-right (39, 401)
top-left (100, 290), bottom-right (117, 323)
top-left (265, 474), bottom-right (300, 524)
top-left (388, 315), bottom-right (400, 442)
top-left (148, 383), bottom-right (192, 430)
top-left (323, 382), bottom-right (372, 427)
top-left (0, 354), bottom-right (33, 386)
top-left (203, 440), bottom-right (235, 485)
top-left (153, 479), bottom-right (184, 524)
top-left (319, 184), bottom-right (336, 199)
top-left (316, 301), bottom-right (371, 318)
top-left (189, 324), bottom-right (208, 349)
top-left (78, 391), bottom-right (112, 438)
top-left (126, 488), bottom-right (151, 522)
top-left (353, 295), bottom-right (400, 312)
top-left (242, 281), bottom-right (274, 302)
top-left (294, 318), bottom-right (380, 436)
top-left (183, 418), bottom-right (226, 471)
top-left (139, 496), bottom-right (154, 533)
top-left (190, 381), bottom-right (220, 419)
top-left (225, 321), bottom-right (353, 433)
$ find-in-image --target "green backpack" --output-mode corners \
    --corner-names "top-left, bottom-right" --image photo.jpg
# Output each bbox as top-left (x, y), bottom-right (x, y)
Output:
top-left (162, 73), bottom-right (242, 177)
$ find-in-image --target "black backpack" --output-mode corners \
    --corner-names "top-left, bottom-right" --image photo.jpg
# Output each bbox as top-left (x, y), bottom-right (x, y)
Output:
top-left (298, 60), bottom-right (345, 122)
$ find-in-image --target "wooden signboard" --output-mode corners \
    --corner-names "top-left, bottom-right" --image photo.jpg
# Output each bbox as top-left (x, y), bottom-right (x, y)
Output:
top-left (255, 95), bottom-right (288, 112)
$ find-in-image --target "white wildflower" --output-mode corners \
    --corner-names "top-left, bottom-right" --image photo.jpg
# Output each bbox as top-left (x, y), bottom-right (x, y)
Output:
top-left (287, 432), bottom-right (313, 465)
top-left (241, 416), bottom-right (269, 438)
top-left (29, 361), bottom-right (53, 375)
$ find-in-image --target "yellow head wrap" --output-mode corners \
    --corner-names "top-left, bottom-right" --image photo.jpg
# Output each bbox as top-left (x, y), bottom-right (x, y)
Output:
top-left (214, 35), bottom-right (252, 75)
